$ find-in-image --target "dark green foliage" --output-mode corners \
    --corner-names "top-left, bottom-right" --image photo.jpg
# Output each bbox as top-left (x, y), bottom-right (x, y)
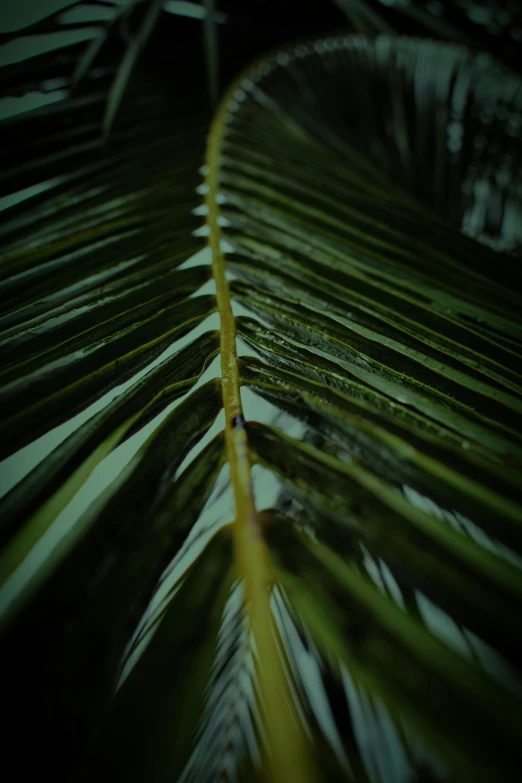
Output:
top-left (1, 3), bottom-right (522, 782)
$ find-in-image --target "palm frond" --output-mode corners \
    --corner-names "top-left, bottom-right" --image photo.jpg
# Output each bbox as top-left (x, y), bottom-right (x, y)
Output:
top-left (1, 25), bottom-right (522, 783)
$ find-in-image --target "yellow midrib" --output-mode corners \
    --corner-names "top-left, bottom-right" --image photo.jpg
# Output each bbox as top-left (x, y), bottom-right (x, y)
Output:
top-left (204, 72), bottom-right (319, 783)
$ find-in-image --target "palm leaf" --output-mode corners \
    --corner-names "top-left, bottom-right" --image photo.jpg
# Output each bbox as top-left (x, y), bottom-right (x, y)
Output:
top-left (1, 24), bottom-right (522, 783)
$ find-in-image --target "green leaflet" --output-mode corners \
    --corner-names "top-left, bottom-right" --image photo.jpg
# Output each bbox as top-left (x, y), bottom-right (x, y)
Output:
top-left (0, 329), bottom-right (219, 547)
top-left (0, 424), bottom-right (225, 780)
top-left (268, 515), bottom-right (522, 782)
top-left (239, 355), bottom-right (522, 549)
top-left (233, 280), bottom-right (522, 461)
top-left (0, 294), bottom-right (216, 458)
top-left (0, 0), bottom-right (80, 32)
top-left (122, 429), bottom-right (227, 658)
top-left (232, 277), bottom-right (522, 425)
top-left (71, 7), bottom-right (122, 90)
top-left (75, 532), bottom-right (235, 782)
top-left (0, 28), bottom-right (101, 67)
top-left (178, 581), bottom-right (262, 782)
top-left (0, 232), bottom-right (202, 339)
top-left (102, 0), bottom-right (164, 138)
top-left (0, 378), bottom-right (223, 624)
top-left (228, 247), bottom-right (522, 396)
top-left (0, 209), bottom-right (201, 316)
top-left (223, 190), bottom-right (522, 328)
top-left (0, 265), bottom-right (210, 379)
top-left (237, 317), bottom-right (500, 456)
top-left (248, 422), bottom-right (522, 665)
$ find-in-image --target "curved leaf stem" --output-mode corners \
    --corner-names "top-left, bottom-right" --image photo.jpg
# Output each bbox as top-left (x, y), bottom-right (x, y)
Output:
top-left (205, 71), bottom-right (318, 783)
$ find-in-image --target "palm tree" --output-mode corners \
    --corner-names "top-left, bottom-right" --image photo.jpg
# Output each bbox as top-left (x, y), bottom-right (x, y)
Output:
top-left (1, 1), bottom-right (522, 781)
